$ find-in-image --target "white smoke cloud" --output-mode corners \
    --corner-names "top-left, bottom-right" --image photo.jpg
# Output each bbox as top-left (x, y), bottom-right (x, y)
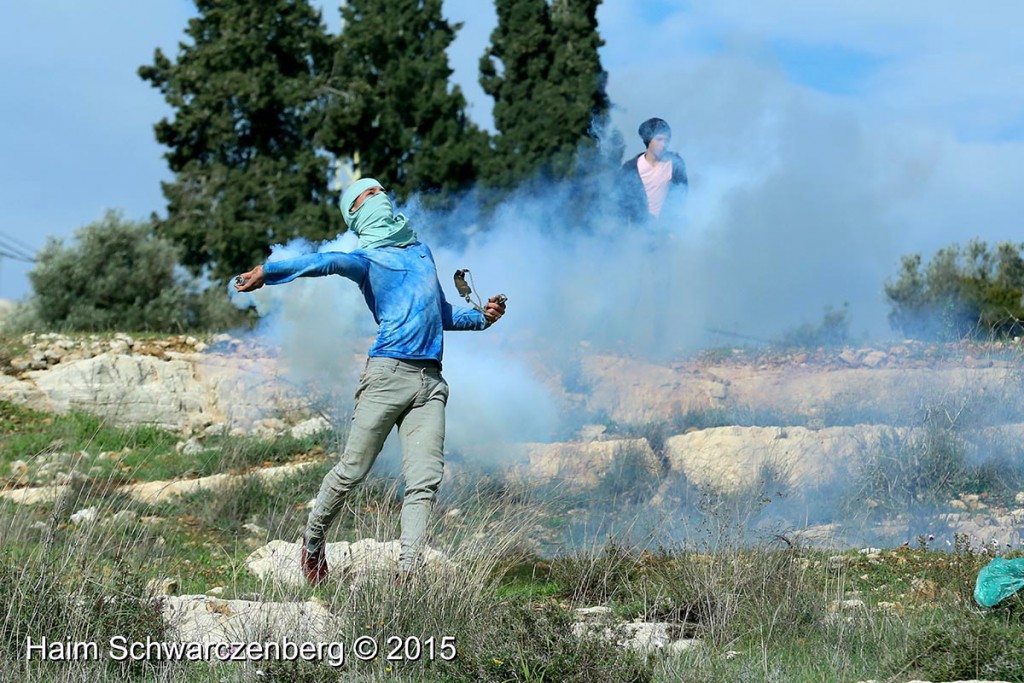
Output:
top-left (237, 0), bottom-right (1024, 480)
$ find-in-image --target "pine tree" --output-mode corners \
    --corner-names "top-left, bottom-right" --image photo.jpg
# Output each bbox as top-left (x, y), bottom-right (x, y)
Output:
top-left (319, 0), bottom-right (486, 206)
top-left (139, 0), bottom-right (340, 282)
top-left (480, 0), bottom-right (609, 189)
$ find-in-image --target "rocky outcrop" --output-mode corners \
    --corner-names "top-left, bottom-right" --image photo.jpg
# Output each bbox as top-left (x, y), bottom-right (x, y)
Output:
top-left (502, 438), bottom-right (660, 490)
top-left (0, 335), bottom-right (325, 433)
top-left (161, 594), bottom-right (340, 643)
top-left (122, 462), bottom-right (318, 505)
top-left (578, 355), bottom-right (727, 424)
top-left (664, 425), bottom-right (896, 491)
top-left (664, 423), bottom-right (1024, 492)
top-left (245, 539), bottom-right (453, 588)
top-left (572, 605), bottom-right (697, 654)
top-left (719, 366), bottom-right (1016, 424)
top-left (19, 352), bottom-right (211, 429)
top-left (3, 335), bottom-right (1024, 503)
top-left (0, 484), bottom-right (66, 505)
top-left (579, 352), bottom-right (1022, 425)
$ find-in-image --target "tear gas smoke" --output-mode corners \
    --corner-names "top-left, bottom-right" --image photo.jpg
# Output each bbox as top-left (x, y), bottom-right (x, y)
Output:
top-left (226, 44), bottom-right (1024, 549)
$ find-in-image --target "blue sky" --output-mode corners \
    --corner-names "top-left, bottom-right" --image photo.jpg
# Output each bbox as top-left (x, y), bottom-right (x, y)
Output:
top-left (1, 1), bottom-right (1022, 339)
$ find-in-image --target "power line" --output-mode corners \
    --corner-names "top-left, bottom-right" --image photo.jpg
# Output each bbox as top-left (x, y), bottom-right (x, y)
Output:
top-left (0, 230), bottom-right (38, 262)
top-left (0, 248), bottom-right (35, 263)
top-left (0, 229), bottom-right (37, 254)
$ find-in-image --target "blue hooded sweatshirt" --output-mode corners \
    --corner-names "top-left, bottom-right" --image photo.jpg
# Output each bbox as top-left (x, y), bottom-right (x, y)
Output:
top-left (262, 242), bottom-right (486, 363)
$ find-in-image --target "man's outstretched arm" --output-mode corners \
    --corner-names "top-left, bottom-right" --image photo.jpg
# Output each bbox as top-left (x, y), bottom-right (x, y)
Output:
top-left (441, 294), bottom-right (506, 331)
top-left (234, 252), bottom-right (368, 292)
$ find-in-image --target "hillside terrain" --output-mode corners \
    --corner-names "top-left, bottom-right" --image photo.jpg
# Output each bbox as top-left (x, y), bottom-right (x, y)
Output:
top-left (1, 332), bottom-right (1023, 682)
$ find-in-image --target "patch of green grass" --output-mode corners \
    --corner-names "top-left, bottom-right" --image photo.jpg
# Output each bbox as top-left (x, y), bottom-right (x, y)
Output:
top-left (0, 546), bottom-right (167, 680)
top-left (0, 400), bottom-right (335, 487)
top-left (492, 559), bottom-right (560, 602)
top-left (892, 606), bottom-right (1024, 682)
top-left (0, 401), bottom-right (179, 478)
top-left (0, 336), bottom-right (28, 375)
top-left (7, 401), bottom-right (1024, 683)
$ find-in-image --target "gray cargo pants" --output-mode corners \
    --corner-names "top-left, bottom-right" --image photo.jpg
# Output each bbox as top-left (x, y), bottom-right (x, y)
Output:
top-left (304, 357), bottom-right (449, 572)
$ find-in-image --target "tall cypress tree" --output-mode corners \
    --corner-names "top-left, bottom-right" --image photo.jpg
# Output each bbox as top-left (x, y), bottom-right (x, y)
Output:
top-left (479, 0), bottom-right (557, 189)
top-left (550, 0), bottom-right (609, 152)
top-left (139, 0), bottom-right (339, 282)
top-left (319, 0), bottom-right (486, 206)
top-left (480, 0), bottom-right (609, 189)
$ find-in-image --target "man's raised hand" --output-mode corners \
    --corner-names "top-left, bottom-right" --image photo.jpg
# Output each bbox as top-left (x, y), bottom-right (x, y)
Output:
top-left (483, 295), bottom-right (506, 325)
top-left (234, 265), bottom-right (265, 292)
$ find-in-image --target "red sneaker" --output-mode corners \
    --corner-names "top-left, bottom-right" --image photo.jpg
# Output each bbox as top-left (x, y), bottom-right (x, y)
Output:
top-left (301, 536), bottom-right (328, 586)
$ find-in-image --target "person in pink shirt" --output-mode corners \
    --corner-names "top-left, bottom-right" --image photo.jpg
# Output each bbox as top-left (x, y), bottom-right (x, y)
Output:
top-left (618, 118), bottom-right (688, 223)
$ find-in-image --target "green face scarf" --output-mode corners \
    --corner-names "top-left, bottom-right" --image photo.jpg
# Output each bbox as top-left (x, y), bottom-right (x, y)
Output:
top-left (341, 179), bottom-right (417, 250)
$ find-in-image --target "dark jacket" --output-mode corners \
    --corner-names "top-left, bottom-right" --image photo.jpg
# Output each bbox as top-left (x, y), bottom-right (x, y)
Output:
top-left (617, 152), bottom-right (688, 223)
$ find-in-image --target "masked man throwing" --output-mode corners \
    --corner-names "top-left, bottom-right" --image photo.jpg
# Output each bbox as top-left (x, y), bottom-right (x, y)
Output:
top-left (235, 178), bottom-right (505, 584)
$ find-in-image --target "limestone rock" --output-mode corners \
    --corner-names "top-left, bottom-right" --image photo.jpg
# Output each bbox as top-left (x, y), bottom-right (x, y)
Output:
top-left (0, 373), bottom-right (48, 409)
top-left (290, 416), bottom-right (333, 440)
top-left (0, 485), bottom-right (68, 505)
top-left (663, 425), bottom-right (896, 492)
top-left (861, 350), bottom-right (889, 368)
top-left (828, 598), bottom-right (866, 612)
top-left (0, 346), bottom-right (322, 434)
top-left (242, 523), bottom-right (267, 538)
top-left (160, 594), bottom-right (340, 643)
top-left (8, 460), bottom-right (28, 480)
top-left (70, 507), bottom-right (99, 525)
top-left (244, 538), bottom-right (452, 588)
top-left (176, 437), bottom-right (205, 456)
top-left (21, 352), bottom-right (210, 429)
top-left (252, 418), bottom-right (287, 439)
top-left (146, 578), bottom-right (179, 596)
top-left (578, 354), bottom-right (726, 424)
top-left (500, 438), bottom-right (659, 491)
top-left (572, 618), bottom-right (696, 654)
top-left (121, 462), bottom-right (317, 505)
top-left (575, 606), bottom-right (613, 620)
top-left (576, 424), bottom-right (608, 441)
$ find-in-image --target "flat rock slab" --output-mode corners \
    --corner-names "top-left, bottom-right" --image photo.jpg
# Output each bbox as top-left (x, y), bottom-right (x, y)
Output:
top-left (497, 438), bottom-right (659, 490)
top-left (122, 462), bottom-right (317, 505)
top-left (664, 423), bottom-right (1024, 493)
top-left (572, 607), bottom-right (697, 654)
top-left (0, 462), bottom-right (318, 508)
top-left (0, 484), bottom-right (69, 505)
top-left (245, 539), bottom-right (452, 589)
top-left (161, 595), bottom-right (340, 643)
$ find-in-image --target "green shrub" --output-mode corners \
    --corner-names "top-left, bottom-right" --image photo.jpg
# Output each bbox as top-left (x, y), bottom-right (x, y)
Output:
top-left (775, 303), bottom-right (851, 349)
top-left (847, 414), bottom-right (1024, 516)
top-left (548, 541), bottom-right (644, 605)
top-left (645, 544), bottom-right (816, 646)
top-left (19, 210), bottom-right (256, 334)
top-left (594, 442), bottom-right (661, 505)
top-left (28, 211), bottom-right (191, 332)
top-left (849, 427), bottom-right (968, 516)
top-left (885, 239), bottom-right (1024, 340)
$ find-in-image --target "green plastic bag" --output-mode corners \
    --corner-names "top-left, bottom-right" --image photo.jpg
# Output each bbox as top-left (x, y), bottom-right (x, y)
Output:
top-left (974, 557), bottom-right (1024, 608)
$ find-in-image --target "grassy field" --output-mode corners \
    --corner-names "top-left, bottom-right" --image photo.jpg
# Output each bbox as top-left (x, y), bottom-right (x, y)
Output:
top-left (0, 394), bottom-right (1023, 681)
